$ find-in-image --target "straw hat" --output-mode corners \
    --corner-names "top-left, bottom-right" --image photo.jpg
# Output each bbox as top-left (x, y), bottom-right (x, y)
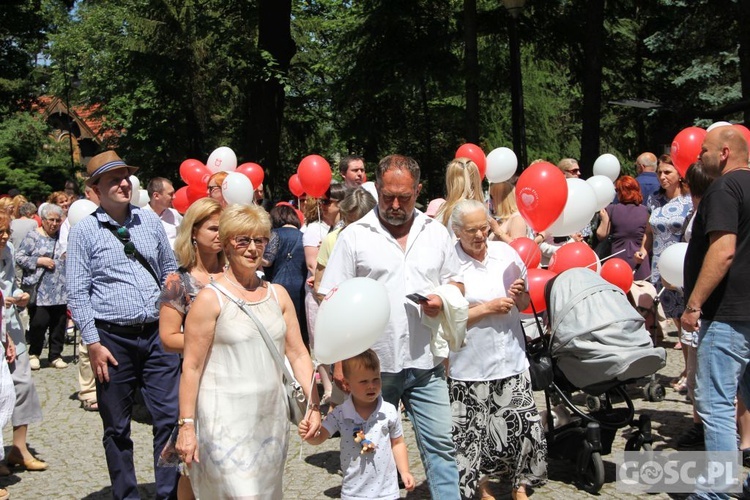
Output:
top-left (85, 151), bottom-right (139, 186)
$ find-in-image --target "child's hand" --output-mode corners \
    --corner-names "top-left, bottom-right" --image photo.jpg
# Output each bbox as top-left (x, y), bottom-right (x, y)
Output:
top-left (401, 472), bottom-right (415, 491)
top-left (298, 419), bottom-right (310, 439)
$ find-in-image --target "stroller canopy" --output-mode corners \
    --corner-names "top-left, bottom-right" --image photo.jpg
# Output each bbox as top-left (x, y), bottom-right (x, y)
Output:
top-left (547, 268), bottom-right (666, 392)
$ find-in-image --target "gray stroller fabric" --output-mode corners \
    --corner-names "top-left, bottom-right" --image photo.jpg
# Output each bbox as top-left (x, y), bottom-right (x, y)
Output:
top-left (548, 268), bottom-right (666, 391)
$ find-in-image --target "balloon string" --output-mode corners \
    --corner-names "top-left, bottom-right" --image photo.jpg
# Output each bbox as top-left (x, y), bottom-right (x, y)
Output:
top-left (598, 249), bottom-right (626, 262)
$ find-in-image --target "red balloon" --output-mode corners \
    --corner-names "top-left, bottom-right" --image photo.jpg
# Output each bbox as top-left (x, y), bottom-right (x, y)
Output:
top-left (549, 242), bottom-right (598, 274)
top-left (173, 186), bottom-right (190, 214)
top-left (733, 124), bottom-right (750, 149)
top-left (522, 268), bottom-right (556, 314)
top-left (179, 159), bottom-right (211, 188)
top-left (509, 237), bottom-right (541, 269)
top-left (600, 258), bottom-right (634, 293)
top-left (288, 174), bottom-right (304, 197)
top-left (456, 143), bottom-right (487, 179)
top-left (515, 161), bottom-right (568, 233)
top-left (297, 154), bottom-right (332, 198)
top-left (186, 184), bottom-right (206, 205)
top-left (236, 162), bottom-right (265, 189)
top-left (671, 127), bottom-right (706, 178)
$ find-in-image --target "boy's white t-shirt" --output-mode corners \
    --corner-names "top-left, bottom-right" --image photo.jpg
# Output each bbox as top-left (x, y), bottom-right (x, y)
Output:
top-left (322, 396), bottom-right (403, 500)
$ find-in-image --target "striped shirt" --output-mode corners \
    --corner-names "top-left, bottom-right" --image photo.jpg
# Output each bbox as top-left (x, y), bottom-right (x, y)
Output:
top-left (66, 205), bottom-right (177, 344)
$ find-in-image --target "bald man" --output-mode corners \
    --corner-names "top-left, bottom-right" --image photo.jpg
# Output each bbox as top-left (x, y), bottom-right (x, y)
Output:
top-left (681, 126), bottom-right (750, 498)
top-left (634, 152), bottom-right (659, 199)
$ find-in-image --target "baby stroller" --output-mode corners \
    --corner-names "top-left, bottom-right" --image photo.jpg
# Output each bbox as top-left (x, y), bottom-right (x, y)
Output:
top-left (530, 268), bottom-right (667, 493)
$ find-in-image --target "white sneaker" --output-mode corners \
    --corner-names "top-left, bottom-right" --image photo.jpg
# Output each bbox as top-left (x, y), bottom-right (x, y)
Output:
top-left (29, 355), bottom-right (40, 370)
top-left (50, 358), bottom-right (68, 369)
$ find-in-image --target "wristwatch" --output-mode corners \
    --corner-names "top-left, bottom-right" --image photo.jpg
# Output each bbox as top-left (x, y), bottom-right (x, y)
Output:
top-left (177, 417), bottom-right (195, 426)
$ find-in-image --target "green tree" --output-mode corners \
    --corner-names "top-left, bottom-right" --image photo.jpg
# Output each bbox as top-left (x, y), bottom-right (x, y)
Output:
top-left (0, 112), bottom-right (73, 198)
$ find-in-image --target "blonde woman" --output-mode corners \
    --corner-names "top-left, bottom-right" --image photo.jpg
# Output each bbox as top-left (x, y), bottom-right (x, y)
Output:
top-left (435, 157), bottom-right (485, 234)
top-left (488, 180), bottom-right (530, 243)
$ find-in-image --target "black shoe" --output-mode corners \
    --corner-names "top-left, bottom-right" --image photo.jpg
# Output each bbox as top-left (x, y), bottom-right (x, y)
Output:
top-left (677, 423), bottom-right (704, 449)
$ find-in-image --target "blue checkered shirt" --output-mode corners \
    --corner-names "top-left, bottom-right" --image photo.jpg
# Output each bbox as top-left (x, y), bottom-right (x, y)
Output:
top-left (66, 205), bottom-right (177, 344)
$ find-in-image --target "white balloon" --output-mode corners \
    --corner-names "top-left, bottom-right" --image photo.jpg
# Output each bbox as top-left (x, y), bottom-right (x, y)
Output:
top-left (314, 277), bottom-right (391, 364)
top-left (485, 147), bottom-right (518, 183)
top-left (361, 181), bottom-right (378, 201)
top-left (129, 176), bottom-right (141, 206)
top-left (593, 153), bottom-right (621, 182)
top-left (586, 175), bottom-right (616, 211)
top-left (657, 242), bottom-right (688, 288)
top-left (137, 189), bottom-right (150, 208)
top-left (67, 199), bottom-right (98, 227)
top-left (221, 171), bottom-right (254, 205)
top-left (206, 146), bottom-right (238, 173)
top-left (548, 178), bottom-right (598, 237)
top-left (707, 121), bottom-right (732, 132)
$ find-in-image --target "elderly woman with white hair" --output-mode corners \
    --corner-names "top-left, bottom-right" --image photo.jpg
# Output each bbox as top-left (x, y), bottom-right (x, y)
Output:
top-left (448, 199), bottom-right (547, 500)
top-left (16, 203), bottom-right (68, 371)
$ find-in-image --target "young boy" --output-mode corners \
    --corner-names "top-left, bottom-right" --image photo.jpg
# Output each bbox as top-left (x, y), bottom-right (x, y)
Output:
top-left (299, 349), bottom-right (415, 499)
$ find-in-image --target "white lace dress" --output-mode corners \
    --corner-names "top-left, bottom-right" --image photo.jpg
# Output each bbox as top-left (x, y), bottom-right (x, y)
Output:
top-left (190, 284), bottom-right (289, 500)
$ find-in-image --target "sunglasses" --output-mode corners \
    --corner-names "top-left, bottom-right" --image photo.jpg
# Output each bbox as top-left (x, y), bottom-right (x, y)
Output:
top-left (114, 226), bottom-right (136, 256)
top-left (233, 235), bottom-right (269, 248)
top-left (567, 168), bottom-right (581, 175)
top-left (320, 198), bottom-right (334, 206)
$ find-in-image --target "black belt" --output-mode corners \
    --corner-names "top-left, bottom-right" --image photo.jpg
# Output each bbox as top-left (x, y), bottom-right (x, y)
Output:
top-left (94, 319), bottom-right (158, 336)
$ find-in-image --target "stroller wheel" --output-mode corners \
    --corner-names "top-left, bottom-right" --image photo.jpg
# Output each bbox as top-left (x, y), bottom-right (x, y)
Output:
top-left (585, 395), bottom-right (602, 412)
top-left (643, 382), bottom-right (665, 402)
top-left (577, 451), bottom-right (605, 493)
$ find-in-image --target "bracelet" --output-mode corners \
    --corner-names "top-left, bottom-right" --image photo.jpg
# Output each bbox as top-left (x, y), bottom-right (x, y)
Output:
top-left (685, 305), bottom-right (701, 314)
top-left (177, 417), bottom-right (195, 426)
top-left (309, 404), bottom-right (321, 412)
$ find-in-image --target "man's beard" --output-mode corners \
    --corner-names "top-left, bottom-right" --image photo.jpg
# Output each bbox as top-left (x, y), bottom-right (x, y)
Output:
top-left (381, 209), bottom-right (409, 226)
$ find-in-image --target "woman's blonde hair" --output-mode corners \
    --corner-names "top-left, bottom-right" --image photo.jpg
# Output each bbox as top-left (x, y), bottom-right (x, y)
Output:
top-left (0, 198), bottom-right (13, 215)
top-left (489, 181), bottom-right (518, 220)
top-left (436, 157), bottom-right (484, 226)
top-left (219, 203), bottom-right (271, 248)
top-left (174, 198), bottom-right (225, 269)
top-left (11, 195), bottom-right (27, 219)
top-left (47, 191), bottom-right (69, 206)
top-left (302, 183), bottom-right (346, 223)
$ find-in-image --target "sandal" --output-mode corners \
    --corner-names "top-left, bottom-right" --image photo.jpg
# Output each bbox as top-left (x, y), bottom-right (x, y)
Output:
top-left (82, 400), bottom-right (99, 412)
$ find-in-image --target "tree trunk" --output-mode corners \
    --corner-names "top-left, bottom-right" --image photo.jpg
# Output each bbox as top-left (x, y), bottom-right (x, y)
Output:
top-left (249, 0), bottom-right (296, 197)
top-left (464, 0), bottom-right (479, 144)
top-left (580, 1), bottom-right (605, 178)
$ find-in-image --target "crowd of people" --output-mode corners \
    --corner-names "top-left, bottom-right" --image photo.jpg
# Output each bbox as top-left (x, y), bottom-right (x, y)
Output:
top-left (0, 127), bottom-right (747, 500)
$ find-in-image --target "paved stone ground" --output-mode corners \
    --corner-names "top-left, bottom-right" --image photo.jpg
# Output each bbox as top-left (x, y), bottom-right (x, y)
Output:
top-left (0, 335), bottom-right (737, 499)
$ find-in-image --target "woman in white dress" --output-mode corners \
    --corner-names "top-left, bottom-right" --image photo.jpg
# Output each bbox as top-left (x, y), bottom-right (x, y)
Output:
top-left (176, 204), bottom-right (321, 499)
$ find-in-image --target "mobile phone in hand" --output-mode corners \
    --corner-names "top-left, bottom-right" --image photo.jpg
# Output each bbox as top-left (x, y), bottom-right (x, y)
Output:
top-left (406, 293), bottom-right (429, 304)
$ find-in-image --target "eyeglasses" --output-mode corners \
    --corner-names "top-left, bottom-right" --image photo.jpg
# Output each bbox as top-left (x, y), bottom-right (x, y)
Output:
top-left (233, 235), bottom-right (269, 248)
top-left (207, 185), bottom-right (221, 195)
top-left (114, 226), bottom-right (136, 256)
top-left (43, 218), bottom-right (62, 224)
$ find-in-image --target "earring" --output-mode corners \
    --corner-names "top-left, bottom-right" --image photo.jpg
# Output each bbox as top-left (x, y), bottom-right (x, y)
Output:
top-left (191, 238), bottom-right (197, 246)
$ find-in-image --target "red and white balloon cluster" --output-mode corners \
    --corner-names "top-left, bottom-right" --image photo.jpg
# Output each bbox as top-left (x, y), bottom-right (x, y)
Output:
top-left (174, 146), bottom-right (265, 213)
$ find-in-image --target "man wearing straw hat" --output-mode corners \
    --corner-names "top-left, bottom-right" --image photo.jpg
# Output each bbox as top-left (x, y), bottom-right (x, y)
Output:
top-left (66, 150), bottom-right (180, 499)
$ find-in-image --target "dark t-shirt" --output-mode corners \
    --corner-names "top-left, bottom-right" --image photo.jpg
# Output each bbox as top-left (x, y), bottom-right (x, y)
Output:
top-left (684, 170), bottom-right (750, 321)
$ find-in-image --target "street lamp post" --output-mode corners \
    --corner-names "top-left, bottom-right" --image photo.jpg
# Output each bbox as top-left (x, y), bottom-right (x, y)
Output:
top-left (502, 0), bottom-right (527, 171)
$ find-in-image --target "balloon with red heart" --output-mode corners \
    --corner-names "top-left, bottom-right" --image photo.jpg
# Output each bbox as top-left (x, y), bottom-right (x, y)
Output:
top-left (288, 174), bottom-right (304, 198)
top-left (236, 162), bottom-right (265, 189)
top-left (298, 155), bottom-right (332, 198)
top-left (671, 127), bottom-right (706, 178)
top-left (521, 268), bottom-right (556, 314)
top-left (455, 143), bottom-right (487, 179)
top-left (548, 242), bottom-right (598, 274)
top-left (600, 258), bottom-right (634, 293)
top-left (509, 237), bottom-right (541, 270)
top-left (515, 161), bottom-right (568, 233)
top-left (179, 159), bottom-right (211, 189)
top-left (173, 186), bottom-right (191, 214)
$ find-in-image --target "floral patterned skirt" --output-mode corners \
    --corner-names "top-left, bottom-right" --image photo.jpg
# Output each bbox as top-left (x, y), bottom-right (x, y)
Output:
top-left (449, 370), bottom-right (547, 498)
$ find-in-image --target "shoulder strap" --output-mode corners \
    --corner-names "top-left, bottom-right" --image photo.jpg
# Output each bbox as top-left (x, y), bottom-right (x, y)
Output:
top-left (209, 282), bottom-right (296, 383)
top-left (101, 221), bottom-right (161, 288)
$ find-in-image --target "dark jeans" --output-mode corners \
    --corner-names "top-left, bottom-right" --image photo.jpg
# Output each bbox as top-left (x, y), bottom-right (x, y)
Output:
top-left (27, 304), bottom-right (67, 361)
top-left (95, 324), bottom-right (181, 500)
